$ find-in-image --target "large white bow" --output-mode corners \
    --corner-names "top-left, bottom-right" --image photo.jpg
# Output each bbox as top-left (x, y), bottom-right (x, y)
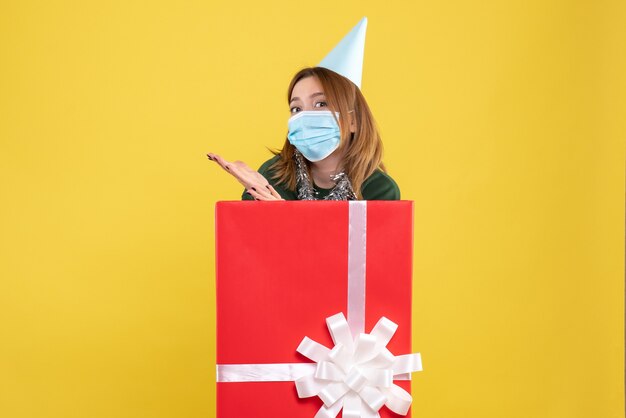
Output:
top-left (295, 313), bottom-right (422, 418)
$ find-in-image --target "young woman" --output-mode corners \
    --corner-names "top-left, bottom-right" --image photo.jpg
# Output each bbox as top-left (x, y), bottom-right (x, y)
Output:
top-left (207, 66), bottom-right (399, 201)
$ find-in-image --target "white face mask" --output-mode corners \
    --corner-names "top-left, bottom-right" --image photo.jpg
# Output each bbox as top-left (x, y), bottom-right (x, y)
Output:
top-left (287, 110), bottom-right (341, 162)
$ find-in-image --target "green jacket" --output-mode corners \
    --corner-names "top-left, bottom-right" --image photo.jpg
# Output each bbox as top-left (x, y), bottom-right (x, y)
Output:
top-left (241, 155), bottom-right (400, 200)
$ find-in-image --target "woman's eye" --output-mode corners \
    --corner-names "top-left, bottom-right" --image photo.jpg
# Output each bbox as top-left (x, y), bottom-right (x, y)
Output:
top-left (314, 101), bottom-right (327, 108)
top-left (290, 107), bottom-right (301, 114)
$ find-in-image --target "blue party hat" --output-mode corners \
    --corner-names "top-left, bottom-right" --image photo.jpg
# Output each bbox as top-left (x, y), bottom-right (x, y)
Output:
top-left (318, 17), bottom-right (368, 88)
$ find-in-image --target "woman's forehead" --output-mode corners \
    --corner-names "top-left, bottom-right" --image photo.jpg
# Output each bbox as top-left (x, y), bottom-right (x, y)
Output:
top-left (291, 76), bottom-right (324, 99)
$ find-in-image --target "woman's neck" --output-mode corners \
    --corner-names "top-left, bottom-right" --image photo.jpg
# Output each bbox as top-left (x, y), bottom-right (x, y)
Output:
top-left (309, 148), bottom-right (344, 188)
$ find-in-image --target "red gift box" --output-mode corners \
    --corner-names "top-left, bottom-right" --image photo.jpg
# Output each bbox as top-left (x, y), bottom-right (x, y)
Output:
top-left (215, 201), bottom-right (420, 417)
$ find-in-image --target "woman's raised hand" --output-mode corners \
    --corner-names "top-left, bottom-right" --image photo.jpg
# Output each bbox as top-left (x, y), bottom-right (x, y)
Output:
top-left (207, 153), bottom-right (283, 201)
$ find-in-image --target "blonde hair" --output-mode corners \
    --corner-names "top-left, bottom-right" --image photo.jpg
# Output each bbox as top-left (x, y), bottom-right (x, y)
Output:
top-left (269, 67), bottom-right (386, 199)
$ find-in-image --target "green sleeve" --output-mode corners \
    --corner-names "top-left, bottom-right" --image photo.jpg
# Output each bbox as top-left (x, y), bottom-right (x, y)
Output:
top-left (361, 170), bottom-right (401, 200)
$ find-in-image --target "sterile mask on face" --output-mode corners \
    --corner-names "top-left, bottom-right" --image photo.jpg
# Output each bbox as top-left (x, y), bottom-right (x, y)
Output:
top-left (287, 110), bottom-right (341, 162)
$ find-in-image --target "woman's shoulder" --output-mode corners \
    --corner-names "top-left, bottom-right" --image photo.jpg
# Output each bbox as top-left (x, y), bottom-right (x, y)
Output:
top-left (361, 169), bottom-right (401, 200)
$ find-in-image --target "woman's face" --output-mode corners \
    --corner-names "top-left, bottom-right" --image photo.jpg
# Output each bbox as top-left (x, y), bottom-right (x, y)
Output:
top-left (288, 75), bottom-right (355, 133)
top-left (289, 76), bottom-right (328, 115)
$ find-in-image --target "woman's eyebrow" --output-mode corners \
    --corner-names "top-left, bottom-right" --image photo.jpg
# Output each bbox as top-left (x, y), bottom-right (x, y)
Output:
top-left (289, 92), bottom-right (326, 104)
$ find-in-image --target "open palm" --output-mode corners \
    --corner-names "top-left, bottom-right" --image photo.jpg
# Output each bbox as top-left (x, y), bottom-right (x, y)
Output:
top-left (207, 153), bottom-right (283, 200)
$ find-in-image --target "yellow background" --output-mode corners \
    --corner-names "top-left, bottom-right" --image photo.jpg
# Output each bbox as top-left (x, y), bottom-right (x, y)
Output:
top-left (1, 1), bottom-right (624, 417)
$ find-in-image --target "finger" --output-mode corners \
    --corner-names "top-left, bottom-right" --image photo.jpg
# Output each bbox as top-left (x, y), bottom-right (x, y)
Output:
top-left (225, 162), bottom-right (257, 188)
top-left (215, 157), bottom-right (256, 189)
top-left (260, 184), bottom-right (280, 200)
top-left (249, 185), bottom-right (275, 200)
top-left (247, 188), bottom-right (264, 201)
top-left (207, 152), bottom-right (225, 164)
top-left (248, 186), bottom-right (282, 201)
top-left (266, 184), bottom-right (283, 200)
top-left (212, 154), bottom-right (232, 171)
top-left (208, 158), bottom-right (232, 176)
top-left (207, 153), bottom-right (233, 173)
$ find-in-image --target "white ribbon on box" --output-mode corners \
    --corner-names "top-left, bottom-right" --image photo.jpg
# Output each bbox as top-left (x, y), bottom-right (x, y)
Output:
top-left (216, 201), bottom-right (423, 418)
